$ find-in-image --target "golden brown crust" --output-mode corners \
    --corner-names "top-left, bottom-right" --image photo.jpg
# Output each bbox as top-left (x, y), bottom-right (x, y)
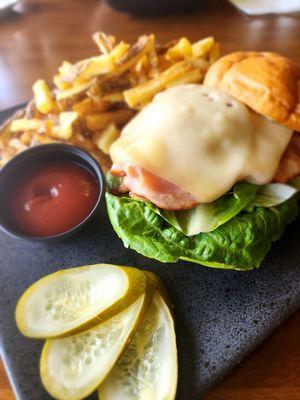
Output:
top-left (204, 51), bottom-right (300, 131)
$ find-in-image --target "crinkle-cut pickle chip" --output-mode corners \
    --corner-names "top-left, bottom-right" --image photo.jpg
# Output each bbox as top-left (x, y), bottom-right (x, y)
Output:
top-left (98, 291), bottom-right (178, 400)
top-left (40, 293), bottom-right (148, 400)
top-left (15, 264), bottom-right (147, 339)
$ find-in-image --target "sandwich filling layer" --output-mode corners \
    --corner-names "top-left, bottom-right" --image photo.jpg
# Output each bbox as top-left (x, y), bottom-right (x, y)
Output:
top-left (110, 85), bottom-right (293, 208)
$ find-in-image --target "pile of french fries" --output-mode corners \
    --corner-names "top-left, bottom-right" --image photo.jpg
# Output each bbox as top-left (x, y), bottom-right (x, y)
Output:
top-left (0, 33), bottom-right (219, 170)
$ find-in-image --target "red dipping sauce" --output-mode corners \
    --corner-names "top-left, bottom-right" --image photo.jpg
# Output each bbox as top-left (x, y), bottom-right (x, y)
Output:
top-left (8, 162), bottom-right (99, 237)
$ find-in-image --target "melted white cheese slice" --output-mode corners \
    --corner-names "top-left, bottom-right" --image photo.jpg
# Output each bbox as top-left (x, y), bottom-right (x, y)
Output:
top-left (110, 85), bottom-right (292, 202)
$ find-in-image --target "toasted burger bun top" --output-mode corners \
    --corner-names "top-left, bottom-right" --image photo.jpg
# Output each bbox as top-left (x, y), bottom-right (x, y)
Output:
top-left (204, 51), bottom-right (300, 132)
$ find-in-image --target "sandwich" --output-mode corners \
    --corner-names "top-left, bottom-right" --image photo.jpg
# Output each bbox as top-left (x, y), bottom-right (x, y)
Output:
top-left (105, 51), bottom-right (300, 270)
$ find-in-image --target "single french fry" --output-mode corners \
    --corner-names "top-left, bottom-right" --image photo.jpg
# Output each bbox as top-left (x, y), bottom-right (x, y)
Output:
top-left (10, 119), bottom-right (53, 133)
top-left (124, 60), bottom-right (197, 108)
top-left (93, 32), bottom-right (116, 54)
top-left (95, 123), bottom-right (120, 154)
top-left (74, 55), bottom-right (115, 83)
top-left (110, 41), bottom-right (131, 62)
top-left (56, 81), bottom-right (92, 102)
top-left (50, 111), bottom-right (79, 140)
top-left (88, 74), bottom-right (131, 99)
top-left (73, 98), bottom-right (93, 115)
top-left (166, 37), bottom-right (193, 61)
top-left (166, 68), bottom-right (203, 88)
top-left (192, 37), bottom-right (215, 58)
top-left (33, 80), bottom-right (56, 114)
top-left (86, 109), bottom-right (133, 131)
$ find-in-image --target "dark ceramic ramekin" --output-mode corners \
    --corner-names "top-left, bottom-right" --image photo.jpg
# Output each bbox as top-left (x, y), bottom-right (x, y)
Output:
top-left (0, 144), bottom-right (105, 242)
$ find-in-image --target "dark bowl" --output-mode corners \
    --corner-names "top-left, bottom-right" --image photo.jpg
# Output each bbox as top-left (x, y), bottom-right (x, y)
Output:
top-left (0, 144), bottom-right (105, 242)
top-left (105, 0), bottom-right (200, 15)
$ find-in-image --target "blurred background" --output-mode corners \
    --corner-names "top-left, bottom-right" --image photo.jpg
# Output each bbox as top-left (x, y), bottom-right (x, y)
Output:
top-left (1, 0), bottom-right (300, 110)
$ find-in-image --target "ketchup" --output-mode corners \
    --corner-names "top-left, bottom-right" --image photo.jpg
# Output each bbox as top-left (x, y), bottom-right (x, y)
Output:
top-left (8, 161), bottom-right (99, 237)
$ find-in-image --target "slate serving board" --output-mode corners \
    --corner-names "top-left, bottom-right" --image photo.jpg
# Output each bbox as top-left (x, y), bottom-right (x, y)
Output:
top-left (0, 105), bottom-right (300, 400)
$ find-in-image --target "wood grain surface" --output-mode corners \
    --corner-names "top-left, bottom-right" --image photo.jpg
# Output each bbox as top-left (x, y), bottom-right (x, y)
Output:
top-left (0, 0), bottom-right (300, 398)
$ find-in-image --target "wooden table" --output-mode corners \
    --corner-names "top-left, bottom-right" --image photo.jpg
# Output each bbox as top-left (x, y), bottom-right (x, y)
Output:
top-left (1, 0), bottom-right (300, 398)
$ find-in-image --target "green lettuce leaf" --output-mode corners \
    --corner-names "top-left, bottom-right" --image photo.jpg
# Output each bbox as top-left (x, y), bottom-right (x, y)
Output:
top-left (105, 171), bottom-right (123, 191)
top-left (252, 183), bottom-right (297, 208)
top-left (106, 193), bottom-right (299, 271)
top-left (156, 183), bottom-right (258, 236)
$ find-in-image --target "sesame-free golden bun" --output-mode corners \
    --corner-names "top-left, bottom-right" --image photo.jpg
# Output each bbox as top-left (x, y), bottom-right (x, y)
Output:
top-left (204, 51), bottom-right (300, 132)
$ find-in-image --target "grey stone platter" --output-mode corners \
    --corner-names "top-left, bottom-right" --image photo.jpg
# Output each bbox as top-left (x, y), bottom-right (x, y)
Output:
top-left (0, 105), bottom-right (300, 400)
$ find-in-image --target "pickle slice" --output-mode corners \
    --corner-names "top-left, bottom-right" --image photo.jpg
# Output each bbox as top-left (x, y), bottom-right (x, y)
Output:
top-left (15, 264), bottom-right (146, 338)
top-left (143, 271), bottom-right (173, 308)
top-left (40, 293), bottom-right (148, 400)
top-left (98, 291), bottom-right (178, 400)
